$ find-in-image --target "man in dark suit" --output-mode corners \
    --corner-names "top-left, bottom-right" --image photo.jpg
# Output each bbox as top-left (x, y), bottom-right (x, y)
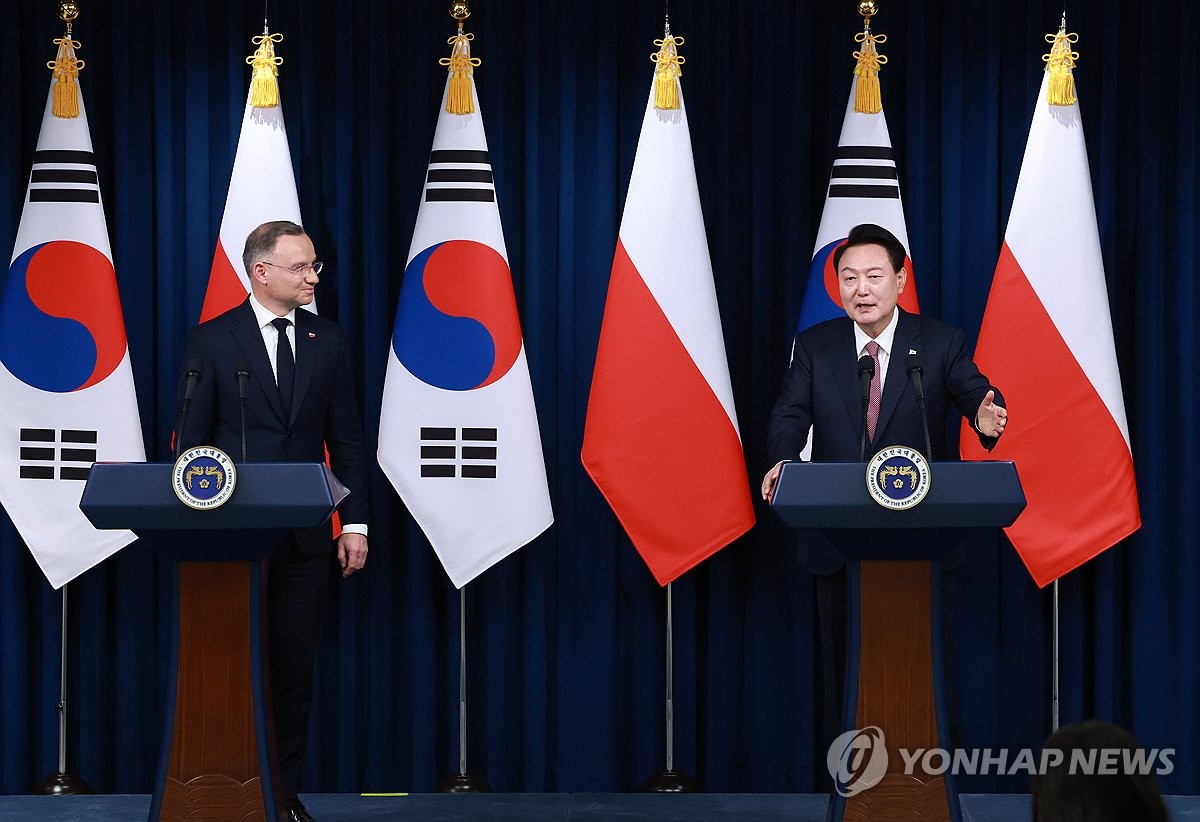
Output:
top-left (763, 222), bottom-right (1007, 497)
top-left (175, 220), bottom-right (369, 822)
top-left (761, 222), bottom-right (1007, 771)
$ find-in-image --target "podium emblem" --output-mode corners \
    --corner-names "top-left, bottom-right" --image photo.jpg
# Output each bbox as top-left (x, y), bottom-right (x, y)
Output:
top-left (866, 446), bottom-right (930, 510)
top-left (172, 446), bottom-right (237, 510)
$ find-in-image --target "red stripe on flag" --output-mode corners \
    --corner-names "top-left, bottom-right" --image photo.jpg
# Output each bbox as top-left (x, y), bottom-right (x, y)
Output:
top-left (962, 244), bottom-right (1140, 586)
top-left (201, 239), bottom-right (250, 323)
top-left (582, 241), bottom-right (755, 585)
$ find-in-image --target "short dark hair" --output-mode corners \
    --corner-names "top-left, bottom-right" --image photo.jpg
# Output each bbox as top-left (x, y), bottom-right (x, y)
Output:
top-left (1031, 720), bottom-right (1169, 822)
top-left (242, 220), bottom-right (306, 274)
top-left (832, 223), bottom-right (907, 273)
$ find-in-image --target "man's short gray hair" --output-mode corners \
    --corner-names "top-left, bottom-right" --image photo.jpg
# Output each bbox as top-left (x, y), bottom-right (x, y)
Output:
top-left (242, 220), bottom-right (306, 275)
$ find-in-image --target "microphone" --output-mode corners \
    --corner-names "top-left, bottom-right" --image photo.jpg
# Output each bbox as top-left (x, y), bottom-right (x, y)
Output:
top-left (173, 359), bottom-right (204, 461)
top-left (235, 359), bottom-right (251, 463)
top-left (905, 352), bottom-right (934, 461)
top-left (858, 354), bottom-right (875, 461)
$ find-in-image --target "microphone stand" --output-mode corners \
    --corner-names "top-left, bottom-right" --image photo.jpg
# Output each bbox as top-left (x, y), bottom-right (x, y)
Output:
top-left (905, 354), bottom-right (934, 461)
top-left (174, 364), bottom-right (202, 460)
top-left (235, 364), bottom-right (250, 462)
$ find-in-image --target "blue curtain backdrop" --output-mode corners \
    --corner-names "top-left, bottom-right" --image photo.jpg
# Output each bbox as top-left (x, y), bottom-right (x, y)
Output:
top-left (0, 0), bottom-right (1195, 796)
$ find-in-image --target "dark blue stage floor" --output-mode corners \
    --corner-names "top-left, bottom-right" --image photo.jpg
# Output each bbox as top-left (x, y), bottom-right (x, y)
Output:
top-left (1, 793), bottom-right (1198, 821)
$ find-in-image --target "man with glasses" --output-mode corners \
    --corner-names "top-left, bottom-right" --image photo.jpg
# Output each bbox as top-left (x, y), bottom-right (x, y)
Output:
top-left (174, 220), bottom-right (369, 822)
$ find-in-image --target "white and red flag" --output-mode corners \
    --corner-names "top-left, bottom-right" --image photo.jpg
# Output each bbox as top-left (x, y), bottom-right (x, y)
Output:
top-left (378, 60), bottom-right (553, 588)
top-left (961, 33), bottom-right (1140, 586)
top-left (0, 44), bottom-right (145, 587)
top-left (201, 36), bottom-right (307, 322)
top-left (581, 34), bottom-right (755, 586)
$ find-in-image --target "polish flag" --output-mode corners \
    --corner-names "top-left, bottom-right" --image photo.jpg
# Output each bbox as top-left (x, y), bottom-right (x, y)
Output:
top-left (581, 63), bottom-right (755, 586)
top-left (961, 70), bottom-right (1140, 586)
top-left (200, 90), bottom-right (308, 322)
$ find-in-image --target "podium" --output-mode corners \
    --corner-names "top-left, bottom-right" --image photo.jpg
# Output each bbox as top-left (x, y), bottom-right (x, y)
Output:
top-left (771, 461), bottom-right (1025, 822)
top-left (80, 462), bottom-right (347, 822)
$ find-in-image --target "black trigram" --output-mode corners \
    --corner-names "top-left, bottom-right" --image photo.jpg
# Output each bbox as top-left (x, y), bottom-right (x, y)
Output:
top-left (28, 150), bottom-right (101, 204)
top-left (419, 427), bottom-right (498, 479)
top-left (424, 149), bottom-right (496, 203)
top-left (827, 145), bottom-right (901, 200)
top-left (19, 428), bottom-right (98, 481)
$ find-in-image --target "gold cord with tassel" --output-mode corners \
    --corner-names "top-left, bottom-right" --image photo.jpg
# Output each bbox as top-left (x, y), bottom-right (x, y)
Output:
top-left (48, 2), bottom-right (84, 119)
top-left (1043, 29), bottom-right (1079, 107)
top-left (853, 28), bottom-right (888, 114)
top-left (246, 31), bottom-right (284, 109)
top-left (48, 35), bottom-right (84, 118)
top-left (651, 29), bottom-right (685, 110)
top-left (440, 2), bottom-right (480, 115)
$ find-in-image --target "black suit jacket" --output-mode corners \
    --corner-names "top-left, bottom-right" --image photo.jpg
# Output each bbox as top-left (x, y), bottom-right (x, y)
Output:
top-left (175, 299), bottom-right (369, 554)
top-left (767, 309), bottom-right (1001, 573)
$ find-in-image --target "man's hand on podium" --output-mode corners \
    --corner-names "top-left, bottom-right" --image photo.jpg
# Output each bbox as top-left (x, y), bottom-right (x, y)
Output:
top-left (761, 460), bottom-right (787, 502)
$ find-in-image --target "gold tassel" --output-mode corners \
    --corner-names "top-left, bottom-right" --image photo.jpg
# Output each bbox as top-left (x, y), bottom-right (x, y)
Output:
top-left (47, 36), bottom-right (84, 119)
top-left (853, 29), bottom-right (888, 114)
top-left (246, 32), bottom-right (284, 109)
top-left (1043, 30), bottom-right (1079, 106)
top-left (651, 32), bottom-right (685, 110)
top-left (440, 26), bottom-right (481, 115)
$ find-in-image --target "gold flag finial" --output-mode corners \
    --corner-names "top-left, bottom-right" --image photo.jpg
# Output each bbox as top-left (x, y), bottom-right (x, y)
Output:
top-left (246, 28), bottom-right (284, 108)
top-left (1043, 18), bottom-right (1079, 107)
top-left (651, 18), bottom-right (685, 111)
top-left (853, 2), bottom-right (887, 114)
top-left (440, 1), bottom-right (481, 115)
top-left (48, 2), bottom-right (84, 118)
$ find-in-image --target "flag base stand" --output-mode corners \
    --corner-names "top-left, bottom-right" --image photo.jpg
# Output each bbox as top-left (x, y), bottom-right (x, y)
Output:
top-left (640, 584), bottom-right (699, 794)
top-left (640, 768), bottom-right (698, 793)
top-left (435, 773), bottom-right (492, 793)
top-left (32, 772), bottom-right (92, 795)
top-left (436, 587), bottom-right (491, 794)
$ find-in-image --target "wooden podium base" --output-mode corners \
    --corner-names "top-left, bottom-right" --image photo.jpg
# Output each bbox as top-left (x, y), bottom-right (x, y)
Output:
top-left (832, 560), bottom-right (959, 822)
top-left (153, 562), bottom-right (281, 822)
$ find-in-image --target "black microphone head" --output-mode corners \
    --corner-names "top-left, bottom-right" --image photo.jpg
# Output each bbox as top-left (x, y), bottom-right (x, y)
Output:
top-left (185, 358), bottom-right (204, 378)
top-left (905, 352), bottom-right (922, 375)
top-left (858, 354), bottom-right (876, 377)
top-left (234, 358), bottom-right (251, 378)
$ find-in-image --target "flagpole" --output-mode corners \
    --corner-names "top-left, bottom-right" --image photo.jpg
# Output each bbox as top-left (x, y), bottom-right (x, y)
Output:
top-left (641, 582), bottom-right (697, 792)
top-left (436, 584), bottom-right (490, 792)
top-left (32, 582), bottom-right (92, 795)
top-left (1051, 579), bottom-right (1060, 732)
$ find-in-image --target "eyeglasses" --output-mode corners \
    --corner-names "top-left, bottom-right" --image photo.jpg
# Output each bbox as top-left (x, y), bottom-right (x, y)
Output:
top-left (261, 260), bottom-right (324, 277)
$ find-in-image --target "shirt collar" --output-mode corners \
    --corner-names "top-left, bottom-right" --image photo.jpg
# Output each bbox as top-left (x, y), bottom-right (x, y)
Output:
top-left (248, 293), bottom-right (297, 330)
top-left (853, 307), bottom-right (900, 358)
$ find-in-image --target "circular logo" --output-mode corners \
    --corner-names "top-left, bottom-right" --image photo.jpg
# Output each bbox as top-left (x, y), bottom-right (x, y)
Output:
top-left (172, 447), bottom-right (237, 510)
top-left (827, 726), bottom-right (889, 798)
top-left (866, 446), bottom-right (931, 510)
top-left (391, 240), bottom-right (523, 391)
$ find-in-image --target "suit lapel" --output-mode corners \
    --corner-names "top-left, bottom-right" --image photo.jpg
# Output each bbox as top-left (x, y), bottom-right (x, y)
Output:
top-left (228, 300), bottom-right (288, 424)
top-left (829, 319), bottom-right (864, 428)
top-left (874, 309), bottom-right (920, 442)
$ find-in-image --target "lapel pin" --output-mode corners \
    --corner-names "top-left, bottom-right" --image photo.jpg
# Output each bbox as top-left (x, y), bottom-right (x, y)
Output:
top-left (308, 332), bottom-right (316, 338)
